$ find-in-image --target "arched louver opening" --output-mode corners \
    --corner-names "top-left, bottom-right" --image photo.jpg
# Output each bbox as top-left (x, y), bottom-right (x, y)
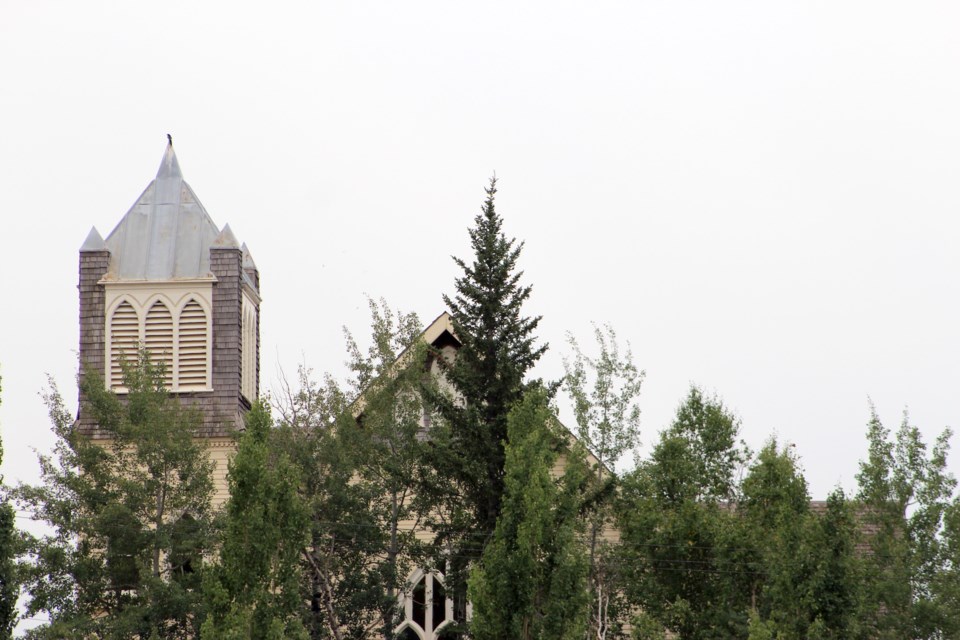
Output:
top-left (241, 301), bottom-right (256, 401)
top-left (145, 301), bottom-right (174, 387)
top-left (178, 300), bottom-right (208, 389)
top-left (109, 301), bottom-right (139, 389)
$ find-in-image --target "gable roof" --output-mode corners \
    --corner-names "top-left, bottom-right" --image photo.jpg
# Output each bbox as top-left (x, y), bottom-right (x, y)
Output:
top-left (102, 140), bottom-right (221, 281)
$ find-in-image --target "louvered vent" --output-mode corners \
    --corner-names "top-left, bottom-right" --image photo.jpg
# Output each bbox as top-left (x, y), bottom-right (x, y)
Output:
top-left (241, 302), bottom-right (256, 401)
top-left (178, 300), bottom-right (208, 388)
top-left (110, 301), bottom-right (140, 388)
top-left (145, 301), bottom-right (174, 387)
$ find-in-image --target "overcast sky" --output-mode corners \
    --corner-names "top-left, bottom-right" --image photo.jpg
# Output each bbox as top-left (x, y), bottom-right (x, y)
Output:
top-left (2, 1), bottom-right (959, 516)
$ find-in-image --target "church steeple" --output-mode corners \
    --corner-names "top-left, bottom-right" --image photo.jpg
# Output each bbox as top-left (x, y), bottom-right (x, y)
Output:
top-left (78, 139), bottom-right (261, 439)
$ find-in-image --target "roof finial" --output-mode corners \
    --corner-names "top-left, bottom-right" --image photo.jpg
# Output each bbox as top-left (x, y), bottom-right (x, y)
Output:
top-left (167, 133), bottom-right (173, 146)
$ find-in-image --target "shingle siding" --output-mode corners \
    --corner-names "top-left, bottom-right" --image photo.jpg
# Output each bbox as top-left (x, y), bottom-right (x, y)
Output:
top-left (77, 249), bottom-right (110, 437)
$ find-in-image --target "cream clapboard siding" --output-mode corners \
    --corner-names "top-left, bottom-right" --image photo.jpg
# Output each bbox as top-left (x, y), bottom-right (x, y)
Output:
top-left (205, 437), bottom-right (236, 509)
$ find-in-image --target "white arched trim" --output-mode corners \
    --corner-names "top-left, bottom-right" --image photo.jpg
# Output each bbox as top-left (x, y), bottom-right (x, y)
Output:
top-left (394, 621), bottom-right (426, 640)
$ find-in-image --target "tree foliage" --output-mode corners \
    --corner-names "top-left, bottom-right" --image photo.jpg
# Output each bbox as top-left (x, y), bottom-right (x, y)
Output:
top-left (426, 177), bottom-right (547, 568)
top-left (563, 324), bottom-right (643, 639)
top-left (856, 409), bottom-right (958, 639)
top-left (740, 442), bottom-right (863, 639)
top-left (468, 387), bottom-right (589, 640)
top-left (201, 402), bottom-right (308, 640)
top-left (276, 301), bottom-right (432, 640)
top-left (618, 387), bottom-right (752, 639)
top-left (0, 370), bottom-right (18, 639)
top-left (15, 352), bottom-right (215, 639)
top-left (616, 389), bottom-right (868, 640)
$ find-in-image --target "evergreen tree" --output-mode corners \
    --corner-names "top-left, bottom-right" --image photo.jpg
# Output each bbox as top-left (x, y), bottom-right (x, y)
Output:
top-left (0, 370), bottom-right (18, 638)
top-left (201, 402), bottom-right (308, 640)
top-left (468, 387), bottom-right (589, 640)
top-left (15, 352), bottom-right (215, 639)
top-left (426, 177), bottom-right (546, 583)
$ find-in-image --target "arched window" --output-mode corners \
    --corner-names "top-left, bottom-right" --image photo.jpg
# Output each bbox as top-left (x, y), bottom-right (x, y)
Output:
top-left (397, 627), bottom-right (422, 640)
top-left (109, 301), bottom-right (139, 389)
top-left (145, 300), bottom-right (174, 387)
top-left (401, 571), bottom-right (453, 639)
top-left (177, 299), bottom-right (208, 389)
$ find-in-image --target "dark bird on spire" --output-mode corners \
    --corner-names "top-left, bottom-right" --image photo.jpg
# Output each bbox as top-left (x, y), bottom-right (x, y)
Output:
top-left (167, 133), bottom-right (173, 146)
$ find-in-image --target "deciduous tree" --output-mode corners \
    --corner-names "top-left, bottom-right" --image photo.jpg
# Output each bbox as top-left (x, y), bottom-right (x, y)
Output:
top-left (563, 325), bottom-right (643, 638)
top-left (16, 352), bottom-right (215, 639)
top-left (277, 301), bottom-right (432, 640)
top-left (0, 370), bottom-right (18, 638)
top-left (617, 387), bottom-right (752, 639)
top-left (201, 402), bottom-right (308, 640)
top-left (468, 387), bottom-right (589, 640)
top-left (856, 409), bottom-right (957, 639)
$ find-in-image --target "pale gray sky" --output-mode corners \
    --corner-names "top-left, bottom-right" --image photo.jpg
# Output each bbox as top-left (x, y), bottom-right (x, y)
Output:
top-left (2, 1), bottom-right (959, 513)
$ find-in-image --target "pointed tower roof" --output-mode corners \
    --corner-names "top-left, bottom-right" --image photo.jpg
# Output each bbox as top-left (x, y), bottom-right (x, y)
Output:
top-left (241, 242), bottom-right (257, 271)
top-left (213, 223), bottom-right (240, 248)
top-left (80, 226), bottom-right (107, 252)
top-left (103, 138), bottom-right (222, 280)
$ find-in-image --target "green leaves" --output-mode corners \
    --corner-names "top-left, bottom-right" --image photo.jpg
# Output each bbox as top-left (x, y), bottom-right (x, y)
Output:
top-left (564, 323), bottom-right (644, 474)
top-left (856, 410), bottom-right (958, 638)
top-left (15, 350), bottom-right (215, 639)
top-left (0, 370), bottom-right (17, 639)
top-left (468, 388), bottom-right (589, 640)
top-left (275, 301), bottom-right (432, 640)
top-left (201, 402), bottom-right (308, 640)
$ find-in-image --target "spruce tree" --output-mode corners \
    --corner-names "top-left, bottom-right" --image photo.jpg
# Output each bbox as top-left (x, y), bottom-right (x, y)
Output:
top-left (427, 176), bottom-right (546, 567)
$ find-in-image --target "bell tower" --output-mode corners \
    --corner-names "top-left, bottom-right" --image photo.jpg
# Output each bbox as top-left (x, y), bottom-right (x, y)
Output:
top-left (77, 138), bottom-right (260, 443)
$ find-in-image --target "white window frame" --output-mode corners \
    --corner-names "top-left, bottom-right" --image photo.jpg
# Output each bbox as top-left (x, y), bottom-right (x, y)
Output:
top-left (397, 568), bottom-right (457, 640)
